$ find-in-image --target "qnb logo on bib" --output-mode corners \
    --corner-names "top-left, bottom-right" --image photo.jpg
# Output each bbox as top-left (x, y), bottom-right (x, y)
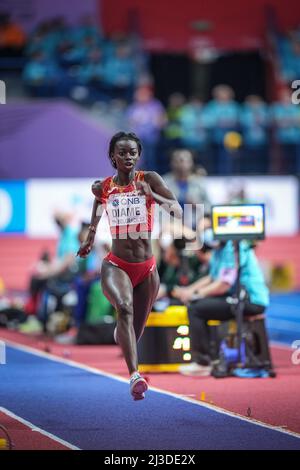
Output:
top-left (107, 194), bottom-right (147, 226)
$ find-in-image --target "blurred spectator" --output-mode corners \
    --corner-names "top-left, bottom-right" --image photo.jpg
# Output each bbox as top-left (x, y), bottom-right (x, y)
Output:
top-left (34, 212), bottom-right (79, 326)
top-left (59, 36), bottom-right (98, 68)
top-left (70, 14), bottom-right (102, 44)
top-left (157, 240), bottom-right (210, 302)
top-left (271, 88), bottom-right (300, 174)
top-left (26, 17), bottom-right (68, 59)
top-left (163, 149), bottom-right (211, 217)
top-left (22, 51), bottom-right (66, 97)
top-left (0, 12), bottom-right (26, 55)
top-left (54, 212), bottom-right (79, 261)
top-left (227, 187), bottom-right (251, 205)
top-left (163, 92), bottom-right (186, 148)
top-left (280, 37), bottom-right (300, 83)
top-left (240, 95), bottom-right (270, 174)
top-left (21, 212), bottom-right (79, 333)
top-left (205, 85), bottom-right (240, 175)
top-left (24, 250), bottom-right (52, 318)
top-left (104, 44), bottom-right (136, 102)
top-left (54, 222), bottom-right (111, 344)
top-left (75, 47), bottom-right (107, 101)
top-left (179, 96), bottom-right (212, 173)
top-left (126, 86), bottom-right (166, 169)
top-left (174, 240), bottom-right (269, 376)
top-left (25, 26), bottom-right (56, 58)
top-left (72, 222), bottom-right (99, 328)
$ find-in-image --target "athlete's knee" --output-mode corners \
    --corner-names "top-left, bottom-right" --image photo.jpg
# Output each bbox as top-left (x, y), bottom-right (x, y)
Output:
top-left (116, 300), bottom-right (133, 319)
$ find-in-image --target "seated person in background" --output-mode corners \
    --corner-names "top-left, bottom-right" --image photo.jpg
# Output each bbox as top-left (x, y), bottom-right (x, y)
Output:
top-left (24, 250), bottom-right (52, 316)
top-left (72, 222), bottom-right (100, 328)
top-left (173, 238), bottom-right (269, 376)
top-left (156, 239), bottom-right (211, 304)
top-left (35, 212), bottom-right (79, 323)
top-left (55, 222), bottom-right (112, 344)
top-left (20, 211), bottom-right (79, 334)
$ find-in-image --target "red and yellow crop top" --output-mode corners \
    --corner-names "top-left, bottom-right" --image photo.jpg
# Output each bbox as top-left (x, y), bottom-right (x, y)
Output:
top-left (93, 171), bottom-right (155, 235)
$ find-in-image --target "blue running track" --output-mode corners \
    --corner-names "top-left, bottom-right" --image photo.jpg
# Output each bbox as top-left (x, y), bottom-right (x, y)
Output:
top-left (267, 293), bottom-right (300, 344)
top-left (0, 346), bottom-right (299, 450)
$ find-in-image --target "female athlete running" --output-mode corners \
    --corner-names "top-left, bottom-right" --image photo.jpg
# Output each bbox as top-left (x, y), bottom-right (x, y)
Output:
top-left (77, 132), bottom-right (182, 400)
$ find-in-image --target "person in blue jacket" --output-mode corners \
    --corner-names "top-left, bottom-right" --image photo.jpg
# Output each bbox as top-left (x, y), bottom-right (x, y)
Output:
top-left (173, 238), bottom-right (269, 375)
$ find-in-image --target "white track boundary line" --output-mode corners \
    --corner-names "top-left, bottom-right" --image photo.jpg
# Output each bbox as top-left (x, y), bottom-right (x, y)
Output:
top-left (270, 341), bottom-right (294, 350)
top-left (268, 319), bottom-right (300, 331)
top-left (4, 338), bottom-right (300, 442)
top-left (0, 406), bottom-right (80, 450)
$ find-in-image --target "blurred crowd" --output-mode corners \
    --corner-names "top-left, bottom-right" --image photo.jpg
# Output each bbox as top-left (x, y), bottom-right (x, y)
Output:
top-left (131, 85), bottom-right (300, 176)
top-left (1, 13), bottom-right (299, 177)
top-left (1, 13), bottom-right (300, 176)
top-left (275, 25), bottom-right (300, 83)
top-left (19, 15), bottom-right (148, 103)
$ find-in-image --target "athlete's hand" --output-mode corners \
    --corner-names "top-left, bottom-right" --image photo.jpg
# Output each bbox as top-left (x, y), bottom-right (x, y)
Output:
top-left (136, 181), bottom-right (153, 198)
top-left (76, 240), bottom-right (93, 258)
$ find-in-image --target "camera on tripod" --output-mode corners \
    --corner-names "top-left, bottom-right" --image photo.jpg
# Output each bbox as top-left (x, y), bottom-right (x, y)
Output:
top-left (209, 204), bottom-right (275, 378)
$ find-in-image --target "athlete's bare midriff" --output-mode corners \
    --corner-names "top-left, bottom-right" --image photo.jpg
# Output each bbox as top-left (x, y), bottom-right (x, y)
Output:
top-left (111, 235), bottom-right (153, 262)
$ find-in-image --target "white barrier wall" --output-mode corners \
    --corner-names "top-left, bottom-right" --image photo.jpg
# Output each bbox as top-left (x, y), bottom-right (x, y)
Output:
top-left (205, 176), bottom-right (299, 236)
top-left (26, 179), bottom-right (112, 242)
top-left (0, 176), bottom-right (298, 237)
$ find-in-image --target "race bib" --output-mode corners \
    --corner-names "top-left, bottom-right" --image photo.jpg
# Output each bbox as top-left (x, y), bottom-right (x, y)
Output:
top-left (106, 193), bottom-right (147, 227)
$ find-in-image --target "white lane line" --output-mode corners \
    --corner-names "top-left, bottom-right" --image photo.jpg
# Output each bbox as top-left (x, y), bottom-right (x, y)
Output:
top-left (0, 406), bottom-right (80, 450)
top-left (267, 319), bottom-right (300, 331)
top-left (270, 341), bottom-right (293, 350)
top-left (4, 338), bottom-right (300, 441)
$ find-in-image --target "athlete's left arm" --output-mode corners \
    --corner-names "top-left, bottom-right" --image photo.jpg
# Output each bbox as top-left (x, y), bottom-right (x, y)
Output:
top-left (142, 171), bottom-right (183, 218)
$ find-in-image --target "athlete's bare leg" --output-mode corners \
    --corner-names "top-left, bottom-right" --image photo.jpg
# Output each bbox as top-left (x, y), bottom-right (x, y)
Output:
top-left (101, 260), bottom-right (138, 375)
top-left (133, 268), bottom-right (160, 342)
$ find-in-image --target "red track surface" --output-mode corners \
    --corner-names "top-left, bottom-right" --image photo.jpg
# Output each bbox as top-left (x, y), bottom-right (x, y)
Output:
top-left (1, 328), bottom-right (300, 447)
top-left (0, 410), bottom-right (69, 450)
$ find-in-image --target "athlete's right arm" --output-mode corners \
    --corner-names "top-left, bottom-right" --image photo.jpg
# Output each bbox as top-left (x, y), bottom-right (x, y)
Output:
top-left (77, 180), bottom-right (104, 258)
